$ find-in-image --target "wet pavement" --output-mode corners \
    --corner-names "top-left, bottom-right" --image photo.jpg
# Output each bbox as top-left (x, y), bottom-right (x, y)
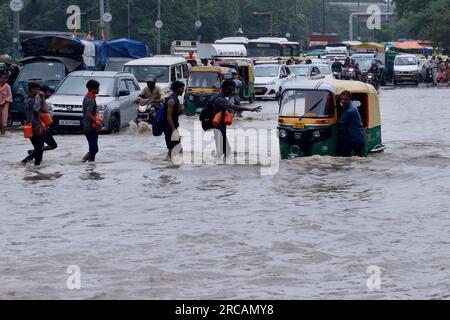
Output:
top-left (1, 85), bottom-right (450, 299)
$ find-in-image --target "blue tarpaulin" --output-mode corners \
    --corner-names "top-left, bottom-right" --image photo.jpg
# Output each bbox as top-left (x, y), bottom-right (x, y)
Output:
top-left (97, 39), bottom-right (151, 67)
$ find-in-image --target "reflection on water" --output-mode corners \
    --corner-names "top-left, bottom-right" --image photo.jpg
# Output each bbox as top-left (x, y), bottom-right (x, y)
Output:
top-left (1, 87), bottom-right (450, 299)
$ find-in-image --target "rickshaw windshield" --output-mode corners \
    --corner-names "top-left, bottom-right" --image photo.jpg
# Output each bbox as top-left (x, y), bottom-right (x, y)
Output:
top-left (188, 72), bottom-right (221, 88)
top-left (280, 90), bottom-right (334, 118)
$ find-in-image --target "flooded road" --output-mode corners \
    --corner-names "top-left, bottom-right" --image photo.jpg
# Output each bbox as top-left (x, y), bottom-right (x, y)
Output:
top-left (1, 85), bottom-right (450, 299)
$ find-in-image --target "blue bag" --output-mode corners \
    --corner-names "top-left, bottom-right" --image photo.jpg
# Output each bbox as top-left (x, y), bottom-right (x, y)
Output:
top-left (152, 102), bottom-right (166, 137)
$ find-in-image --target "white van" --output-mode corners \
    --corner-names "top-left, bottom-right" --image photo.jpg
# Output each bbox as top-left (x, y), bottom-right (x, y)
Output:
top-left (393, 54), bottom-right (420, 85)
top-left (123, 56), bottom-right (189, 95)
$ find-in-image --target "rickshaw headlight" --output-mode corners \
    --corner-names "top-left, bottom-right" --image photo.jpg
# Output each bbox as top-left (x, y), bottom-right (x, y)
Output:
top-left (313, 131), bottom-right (321, 139)
top-left (279, 129), bottom-right (288, 139)
top-left (188, 95), bottom-right (194, 101)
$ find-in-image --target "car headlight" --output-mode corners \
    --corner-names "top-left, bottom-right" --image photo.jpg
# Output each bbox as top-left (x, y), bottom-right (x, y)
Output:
top-left (47, 103), bottom-right (54, 111)
top-left (98, 105), bottom-right (107, 112)
top-left (267, 80), bottom-right (277, 85)
top-left (279, 129), bottom-right (288, 139)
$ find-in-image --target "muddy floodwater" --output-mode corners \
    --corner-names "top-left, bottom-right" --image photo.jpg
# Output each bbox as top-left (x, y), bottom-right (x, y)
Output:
top-left (1, 86), bottom-right (450, 299)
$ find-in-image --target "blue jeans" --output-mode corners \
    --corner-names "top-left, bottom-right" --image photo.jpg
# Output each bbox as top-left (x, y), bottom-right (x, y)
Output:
top-left (339, 141), bottom-right (365, 157)
top-left (85, 132), bottom-right (99, 162)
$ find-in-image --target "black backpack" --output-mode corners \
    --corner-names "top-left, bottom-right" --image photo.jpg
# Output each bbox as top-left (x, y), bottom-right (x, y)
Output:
top-left (199, 94), bottom-right (220, 132)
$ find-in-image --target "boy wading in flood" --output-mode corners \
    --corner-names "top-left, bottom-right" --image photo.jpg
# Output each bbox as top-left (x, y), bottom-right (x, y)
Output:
top-left (82, 80), bottom-right (103, 162)
top-left (22, 86), bottom-right (58, 164)
top-left (24, 82), bottom-right (48, 166)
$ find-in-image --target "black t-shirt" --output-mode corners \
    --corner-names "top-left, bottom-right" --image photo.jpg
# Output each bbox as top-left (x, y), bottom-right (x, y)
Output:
top-left (166, 95), bottom-right (181, 129)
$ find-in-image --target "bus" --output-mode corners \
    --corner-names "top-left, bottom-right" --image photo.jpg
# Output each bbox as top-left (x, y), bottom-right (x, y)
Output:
top-left (247, 37), bottom-right (300, 58)
top-left (215, 37), bottom-right (249, 48)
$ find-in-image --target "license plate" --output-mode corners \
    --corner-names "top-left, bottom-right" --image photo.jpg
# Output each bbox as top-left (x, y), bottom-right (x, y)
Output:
top-left (255, 88), bottom-right (263, 93)
top-left (402, 76), bottom-right (411, 80)
top-left (59, 120), bottom-right (80, 126)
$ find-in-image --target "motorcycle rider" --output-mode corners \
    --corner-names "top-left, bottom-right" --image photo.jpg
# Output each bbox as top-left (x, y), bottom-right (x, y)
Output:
top-left (366, 61), bottom-right (380, 87)
top-left (332, 58), bottom-right (343, 79)
top-left (137, 76), bottom-right (164, 122)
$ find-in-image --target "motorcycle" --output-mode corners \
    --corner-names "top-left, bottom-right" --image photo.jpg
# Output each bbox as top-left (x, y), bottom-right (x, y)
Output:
top-left (136, 98), bottom-right (163, 125)
top-left (365, 72), bottom-right (379, 90)
top-left (332, 70), bottom-right (342, 80)
top-left (342, 67), bottom-right (359, 81)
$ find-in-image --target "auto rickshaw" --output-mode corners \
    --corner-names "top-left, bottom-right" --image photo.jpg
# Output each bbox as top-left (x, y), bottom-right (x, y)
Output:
top-left (215, 60), bottom-right (256, 103)
top-left (185, 66), bottom-right (231, 116)
top-left (278, 79), bottom-right (386, 159)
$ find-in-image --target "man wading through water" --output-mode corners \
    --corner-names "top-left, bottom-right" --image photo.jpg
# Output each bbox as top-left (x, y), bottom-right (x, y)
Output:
top-left (82, 80), bottom-right (103, 163)
top-left (164, 81), bottom-right (185, 160)
top-left (212, 80), bottom-right (262, 159)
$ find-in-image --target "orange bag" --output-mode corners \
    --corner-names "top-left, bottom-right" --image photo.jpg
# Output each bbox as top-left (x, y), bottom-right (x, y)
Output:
top-left (92, 114), bottom-right (104, 130)
top-left (24, 124), bottom-right (33, 139)
top-left (212, 111), bottom-right (234, 128)
top-left (40, 113), bottom-right (53, 127)
top-left (212, 112), bottom-right (222, 128)
top-left (224, 111), bottom-right (233, 126)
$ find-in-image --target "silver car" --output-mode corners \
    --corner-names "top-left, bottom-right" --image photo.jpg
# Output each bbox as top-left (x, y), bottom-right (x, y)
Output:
top-left (47, 71), bottom-right (141, 134)
top-left (287, 65), bottom-right (326, 81)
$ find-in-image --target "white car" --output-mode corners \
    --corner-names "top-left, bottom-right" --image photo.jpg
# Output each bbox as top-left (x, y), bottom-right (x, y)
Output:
top-left (254, 64), bottom-right (294, 99)
top-left (287, 65), bottom-right (326, 81)
top-left (314, 64), bottom-right (333, 79)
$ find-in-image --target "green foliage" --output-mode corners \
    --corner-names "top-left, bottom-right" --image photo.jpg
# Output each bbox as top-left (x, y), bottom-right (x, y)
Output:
top-left (0, 4), bottom-right (12, 54)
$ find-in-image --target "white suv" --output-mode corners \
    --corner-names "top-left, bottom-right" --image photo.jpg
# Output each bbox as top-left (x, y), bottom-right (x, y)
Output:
top-left (48, 71), bottom-right (141, 134)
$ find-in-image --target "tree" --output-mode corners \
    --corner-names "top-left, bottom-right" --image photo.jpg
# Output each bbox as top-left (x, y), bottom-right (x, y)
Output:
top-left (0, 4), bottom-right (12, 55)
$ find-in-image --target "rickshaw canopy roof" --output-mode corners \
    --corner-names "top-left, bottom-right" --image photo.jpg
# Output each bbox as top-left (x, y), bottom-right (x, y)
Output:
top-left (189, 66), bottom-right (231, 74)
top-left (283, 79), bottom-right (378, 95)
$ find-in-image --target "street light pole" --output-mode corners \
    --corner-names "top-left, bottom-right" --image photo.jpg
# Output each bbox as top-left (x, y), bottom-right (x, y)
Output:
top-left (105, 0), bottom-right (111, 40)
top-left (127, 0), bottom-right (131, 39)
top-left (99, 0), bottom-right (105, 39)
top-left (322, 0), bottom-right (326, 34)
top-left (12, 11), bottom-right (20, 59)
top-left (196, 0), bottom-right (201, 42)
top-left (157, 0), bottom-right (161, 55)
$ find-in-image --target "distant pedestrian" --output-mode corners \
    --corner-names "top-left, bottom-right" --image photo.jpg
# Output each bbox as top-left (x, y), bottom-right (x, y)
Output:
top-left (24, 82), bottom-right (48, 166)
top-left (0, 74), bottom-right (12, 134)
top-left (82, 80), bottom-right (102, 162)
top-left (430, 55), bottom-right (439, 85)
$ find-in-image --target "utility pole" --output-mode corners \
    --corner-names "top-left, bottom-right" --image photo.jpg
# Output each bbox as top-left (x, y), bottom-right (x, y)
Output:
top-left (127, 0), bottom-right (131, 39)
top-left (196, 0), bottom-right (201, 43)
top-left (99, 0), bottom-right (105, 40)
top-left (12, 11), bottom-right (20, 58)
top-left (322, 0), bottom-right (326, 34)
top-left (157, 0), bottom-right (161, 55)
top-left (105, 0), bottom-right (111, 40)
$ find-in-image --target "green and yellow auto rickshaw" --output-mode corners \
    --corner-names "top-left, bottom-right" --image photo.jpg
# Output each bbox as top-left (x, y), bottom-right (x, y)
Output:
top-left (215, 60), bottom-right (256, 103)
top-left (185, 66), bottom-right (230, 116)
top-left (278, 79), bottom-right (386, 159)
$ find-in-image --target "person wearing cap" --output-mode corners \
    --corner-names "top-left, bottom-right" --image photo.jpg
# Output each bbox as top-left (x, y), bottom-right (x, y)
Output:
top-left (138, 76), bottom-right (164, 113)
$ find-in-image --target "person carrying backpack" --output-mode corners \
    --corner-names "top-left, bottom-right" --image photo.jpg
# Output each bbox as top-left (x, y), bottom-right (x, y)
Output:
top-left (205, 80), bottom-right (262, 159)
top-left (163, 81), bottom-right (186, 160)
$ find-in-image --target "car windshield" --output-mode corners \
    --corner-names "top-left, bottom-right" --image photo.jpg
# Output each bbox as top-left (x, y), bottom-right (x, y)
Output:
top-left (17, 62), bottom-right (65, 82)
top-left (396, 57), bottom-right (417, 66)
top-left (280, 90), bottom-right (334, 118)
top-left (248, 46), bottom-right (280, 58)
top-left (355, 58), bottom-right (374, 69)
top-left (317, 65), bottom-right (331, 75)
top-left (255, 66), bottom-right (279, 78)
top-left (188, 72), bottom-right (221, 88)
top-left (289, 67), bottom-right (309, 76)
top-left (55, 76), bottom-right (116, 96)
top-left (123, 66), bottom-right (170, 83)
top-left (106, 60), bottom-right (131, 72)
